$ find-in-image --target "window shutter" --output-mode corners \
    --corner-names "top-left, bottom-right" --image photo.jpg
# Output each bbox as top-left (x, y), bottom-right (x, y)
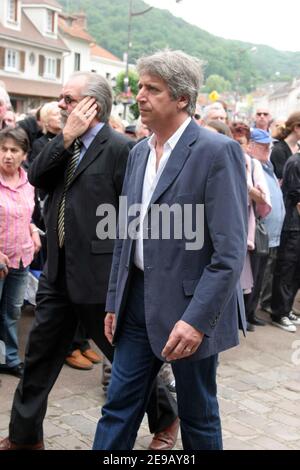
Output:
top-left (14, 0), bottom-right (18, 22)
top-left (56, 58), bottom-right (61, 78)
top-left (20, 51), bottom-right (25, 72)
top-left (52, 11), bottom-right (55, 32)
top-left (39, 55), bottom-right (44, 76)
top-left (0, 47), bottom-right (5, 69)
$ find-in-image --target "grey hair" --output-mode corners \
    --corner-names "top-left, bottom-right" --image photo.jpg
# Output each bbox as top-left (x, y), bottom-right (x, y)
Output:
top-left (136, 49), bottom-right (203, 116)
top-left (70, 72), bottom-right (113, 123)
top-left (202, 103), bottom-right (226, 123)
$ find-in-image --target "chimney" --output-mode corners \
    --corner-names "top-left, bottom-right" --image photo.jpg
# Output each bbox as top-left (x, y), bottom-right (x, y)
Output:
top-left (73, 12), bottom-right (87, 29)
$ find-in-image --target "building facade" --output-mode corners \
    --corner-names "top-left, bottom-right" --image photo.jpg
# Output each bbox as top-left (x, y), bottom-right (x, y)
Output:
top-left (0, 0), bottom-right (126, 113)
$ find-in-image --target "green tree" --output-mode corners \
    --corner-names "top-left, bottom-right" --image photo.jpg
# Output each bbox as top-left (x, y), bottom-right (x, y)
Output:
top-left (58, 0), bottom-right (299, 93)
top-left (204, 74), bottom-right (231, 93)
top-left (115, 69), bottom-right (140, 119)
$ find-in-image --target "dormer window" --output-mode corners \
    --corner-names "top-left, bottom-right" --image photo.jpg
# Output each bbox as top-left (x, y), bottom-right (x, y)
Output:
top-left (46, 9), bottom-right (55, 33)
top-left (7, 0), bottom-right (18, 23)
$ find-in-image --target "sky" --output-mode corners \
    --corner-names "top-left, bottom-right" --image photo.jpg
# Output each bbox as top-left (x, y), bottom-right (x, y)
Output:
top-left (144, 0), bottom-right (299, 52)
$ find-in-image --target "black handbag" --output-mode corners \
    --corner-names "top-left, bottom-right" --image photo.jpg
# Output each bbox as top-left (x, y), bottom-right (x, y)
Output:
top-left (254, 217), bottom-right (269, 256)
top-left (250, 158), bottom-right (269, 256)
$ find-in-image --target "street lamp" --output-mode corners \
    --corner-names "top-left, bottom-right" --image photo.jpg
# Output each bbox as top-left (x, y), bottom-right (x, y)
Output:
top-left (123, 0), bottom-right (184, 119)
top-left (234, 46), bottom-right (257, 119)
top-left (123, 0), bottom-right (154, 119)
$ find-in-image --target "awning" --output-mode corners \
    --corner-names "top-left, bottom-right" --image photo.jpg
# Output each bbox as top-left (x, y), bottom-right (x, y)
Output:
top-left (0, 76), bottom-right (61, 99)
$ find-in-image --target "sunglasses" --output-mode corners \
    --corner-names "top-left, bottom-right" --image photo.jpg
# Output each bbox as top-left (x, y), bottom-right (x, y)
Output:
top-left (256, 112), bottom-right (269, 117)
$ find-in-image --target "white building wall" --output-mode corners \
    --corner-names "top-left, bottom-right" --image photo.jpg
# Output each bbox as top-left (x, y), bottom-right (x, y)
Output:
top-left (90, 57), bottom-right (125, 80)
top-left (22, 7), bottom-right (45, 34)
top-left (269, 87), bottom-right (300, 118)
top-left (289, 88), bottom-right (300, 112)
top-left (269, 97), bottom-right (288, 119)
top-left (23, 6), bottom-right (59, 37)
top-left (61, 37), bottom-right (90, 83)
top-left (0, 38), bottom-right (63, 83)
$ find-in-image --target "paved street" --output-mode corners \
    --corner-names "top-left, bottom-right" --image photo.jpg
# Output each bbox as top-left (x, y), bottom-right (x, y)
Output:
top-left (0, 294), bottom-right (300, 451)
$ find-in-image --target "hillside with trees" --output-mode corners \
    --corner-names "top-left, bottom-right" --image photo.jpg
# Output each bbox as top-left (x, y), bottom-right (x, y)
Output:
top-left (59, 0), bottom-right (300, 92)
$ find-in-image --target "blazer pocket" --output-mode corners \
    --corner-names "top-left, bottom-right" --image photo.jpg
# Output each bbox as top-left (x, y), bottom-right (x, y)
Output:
top-left (182, 279), bottom-right (200, 296)
top-left (91, 239), bottom-right (115, 254)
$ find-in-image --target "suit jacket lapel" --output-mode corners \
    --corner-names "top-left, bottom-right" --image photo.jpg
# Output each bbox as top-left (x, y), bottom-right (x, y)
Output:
top-left (68, 124), bottom-right (110, 185)
top-left (132, 142), bottom-right (149, 203)
top-left (149, 119), bottom-right (199, 206)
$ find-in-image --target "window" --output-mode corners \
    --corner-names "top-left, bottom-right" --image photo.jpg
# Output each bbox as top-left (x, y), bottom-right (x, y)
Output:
top-left (7, 0), bottom-right (18, 23)
top-left (74, 53), bottom-right (81, 71)
top-left (5, 49), bottom-right (19, 71)
top-left (44, 57), bottom-right (56, 78)
top-left (46, 9), bottom-right (55, 33)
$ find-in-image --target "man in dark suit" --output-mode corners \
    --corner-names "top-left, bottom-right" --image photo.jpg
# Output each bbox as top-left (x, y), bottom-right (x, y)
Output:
top-left (0, 72), bottom-right (177, 450)
top-left (93, 50), bottom-right (248, 450)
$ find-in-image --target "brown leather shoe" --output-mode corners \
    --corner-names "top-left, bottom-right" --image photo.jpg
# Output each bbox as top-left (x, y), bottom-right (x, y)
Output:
top-left (82, 348), bottom-right (102, 364)
top-left (148, 417), bottom-right (179, 450)
top-left (65, 349), bottom-right (93, 370)
top-left (0, 437), bottom-right (44, 450)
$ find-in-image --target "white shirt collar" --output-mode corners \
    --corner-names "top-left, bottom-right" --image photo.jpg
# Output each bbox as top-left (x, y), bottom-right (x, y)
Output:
top-left (147, 116), bottom-right (192, 152)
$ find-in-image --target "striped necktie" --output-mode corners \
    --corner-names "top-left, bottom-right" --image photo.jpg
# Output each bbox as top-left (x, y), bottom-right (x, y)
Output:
top-left (57, 138), bottom-right (82, 248)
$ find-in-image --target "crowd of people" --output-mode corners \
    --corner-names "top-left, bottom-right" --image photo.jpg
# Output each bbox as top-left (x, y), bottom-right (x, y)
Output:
top-left (0, 49), bottom-right (299, 451)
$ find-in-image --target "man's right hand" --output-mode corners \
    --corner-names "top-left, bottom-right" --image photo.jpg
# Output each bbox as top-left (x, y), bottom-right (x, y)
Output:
top-left (0, 251), bottom-right (9, 280)
top-left (104, 313), bottom-right (116, 344)
top-left (63, 97), bottom-right (98, 148)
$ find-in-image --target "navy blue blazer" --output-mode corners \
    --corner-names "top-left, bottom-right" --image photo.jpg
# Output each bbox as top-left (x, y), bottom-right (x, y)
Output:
top-left (106, 119), bottom-right (248, 361)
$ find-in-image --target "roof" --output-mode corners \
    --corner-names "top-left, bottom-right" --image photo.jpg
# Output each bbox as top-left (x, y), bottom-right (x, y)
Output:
top-left (90, 44), bottom-right (121, 62)
top-left (58, 17), bottom-right (94, 43)
top-left (22, 0), bottom-right (62, 8)
top-left (0, 11), bottom-right (68, 51)
top-left (0, 75), bottom-right (61, 98)
top-left (270, 80), bottom-right (300, 99)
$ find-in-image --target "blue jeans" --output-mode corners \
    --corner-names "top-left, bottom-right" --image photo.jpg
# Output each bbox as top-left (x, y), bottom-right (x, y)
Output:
top-left (0, 266), bottom-right (29, 367)
top-left (93, 269), bottom-right (222, 450)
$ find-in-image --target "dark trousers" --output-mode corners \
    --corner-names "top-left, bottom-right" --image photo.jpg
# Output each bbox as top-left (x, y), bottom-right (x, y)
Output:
top-left (244, 250), bottom-right (269, 319)
top-left (271, 231), bottom-right (300, 318)
top-left (93, 268), bottom-right (222, 450)
top-left (260, 247), bottom-right (278, 310)
top-left (9, 270), bottom-right (177, 444)
top-left (68, 321), bottom-right (90, 355)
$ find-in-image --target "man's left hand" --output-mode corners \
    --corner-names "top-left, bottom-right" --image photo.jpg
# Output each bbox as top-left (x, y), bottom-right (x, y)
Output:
top-left (161, 320), bottom-right (204, 361)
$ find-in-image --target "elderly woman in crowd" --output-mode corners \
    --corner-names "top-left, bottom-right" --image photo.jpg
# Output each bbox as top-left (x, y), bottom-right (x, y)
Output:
top-left (28, 101), bottom-right (62, 164)
top-left (0, 127), bottom-right (40, 378)
top-left (230, 122), bottom-right (271, 331)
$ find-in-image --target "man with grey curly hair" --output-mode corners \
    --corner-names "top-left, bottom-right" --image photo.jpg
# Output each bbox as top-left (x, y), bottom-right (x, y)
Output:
top-left (94, 49), bottom-right (247, 450)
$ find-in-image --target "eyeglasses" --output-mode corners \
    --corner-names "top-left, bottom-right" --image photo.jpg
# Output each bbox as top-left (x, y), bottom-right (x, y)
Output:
top-left (256, 112), bottom-right (269, 117)
top-left (58, 95), bottom-right (80, 105)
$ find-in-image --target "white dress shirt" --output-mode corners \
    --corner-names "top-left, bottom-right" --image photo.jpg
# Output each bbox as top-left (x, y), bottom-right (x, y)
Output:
top-left (134, 117), bottom-right (191, 270)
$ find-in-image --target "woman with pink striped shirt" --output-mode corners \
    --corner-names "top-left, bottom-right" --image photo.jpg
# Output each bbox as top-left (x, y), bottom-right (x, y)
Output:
top-left (0, 127), bottom-right (41, 379)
